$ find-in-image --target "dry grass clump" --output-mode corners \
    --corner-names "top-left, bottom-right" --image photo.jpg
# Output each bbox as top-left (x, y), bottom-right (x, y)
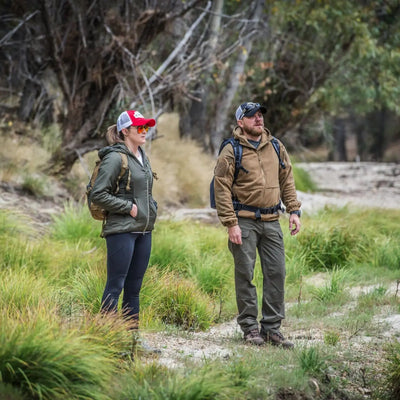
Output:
top-left (148, 113), bottom-right (214, 209)
top-left (0, 127), bottom-right (50, 184)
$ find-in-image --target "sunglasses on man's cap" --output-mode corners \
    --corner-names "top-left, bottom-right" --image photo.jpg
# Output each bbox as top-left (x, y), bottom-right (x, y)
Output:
top-left (236, 102), bottom-right (267, 120)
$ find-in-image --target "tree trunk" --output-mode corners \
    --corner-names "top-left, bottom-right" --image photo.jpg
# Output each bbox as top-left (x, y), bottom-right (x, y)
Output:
top-left (179, 0), bottom-right (223, 146)
top-left (332, 118), bottom-right (347, 161)
top-left (210, 0), bottom-right (264, 156)
top-left (372, 108), bottom-right (386, 161)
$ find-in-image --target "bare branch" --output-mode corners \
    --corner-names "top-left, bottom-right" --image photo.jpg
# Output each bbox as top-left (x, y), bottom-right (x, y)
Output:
top-left (0, 11), bottom-right (39, 47)
top-left (148, 2), bottom-right (211, 86)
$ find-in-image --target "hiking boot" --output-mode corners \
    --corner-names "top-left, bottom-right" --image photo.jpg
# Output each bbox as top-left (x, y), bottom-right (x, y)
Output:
top-left (244, 329), bottom-right (265, 346)
top-left (261, 330), bottom-right (294, 349)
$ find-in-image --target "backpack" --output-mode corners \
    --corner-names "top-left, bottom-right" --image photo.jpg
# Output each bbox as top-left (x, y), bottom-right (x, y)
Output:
top-left (86, 152), bottom-right (129, 220)
top-left (210, 137), bottom-right (285, 209)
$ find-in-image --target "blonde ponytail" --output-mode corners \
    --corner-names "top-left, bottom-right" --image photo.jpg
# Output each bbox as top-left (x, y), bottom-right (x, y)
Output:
top-left (106, 124), bottom-right (124, 145)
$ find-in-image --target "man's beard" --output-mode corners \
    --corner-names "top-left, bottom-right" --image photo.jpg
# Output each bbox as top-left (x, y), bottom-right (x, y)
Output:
top-left (243, 125), bottom-right (263, 139)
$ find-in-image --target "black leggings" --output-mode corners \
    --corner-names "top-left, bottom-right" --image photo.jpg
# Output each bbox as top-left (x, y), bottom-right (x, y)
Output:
top-left (101, 232), bottom-right (152, 318)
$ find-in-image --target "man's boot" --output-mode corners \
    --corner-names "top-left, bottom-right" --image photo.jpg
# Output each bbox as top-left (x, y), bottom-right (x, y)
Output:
top-left (261, 330), bottom-right (294, 349)
top-left (244, 329), bottom-right (265, 346)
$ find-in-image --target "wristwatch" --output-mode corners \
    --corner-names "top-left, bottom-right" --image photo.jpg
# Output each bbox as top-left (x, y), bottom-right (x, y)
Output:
top-left (290, 210), bottom-right (301, 217)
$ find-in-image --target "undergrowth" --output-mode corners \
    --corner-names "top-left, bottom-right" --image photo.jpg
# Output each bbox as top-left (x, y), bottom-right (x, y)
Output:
top-left (1, 205), bottom-right (400, 399)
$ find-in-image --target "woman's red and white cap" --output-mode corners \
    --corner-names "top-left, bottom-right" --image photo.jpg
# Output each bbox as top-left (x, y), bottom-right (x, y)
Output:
top-left (117, 110), bottom-right (156, 132)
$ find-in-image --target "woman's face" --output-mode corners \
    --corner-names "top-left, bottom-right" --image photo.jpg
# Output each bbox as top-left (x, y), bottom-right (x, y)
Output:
top-left (125, 125), bottom-right (148, 147)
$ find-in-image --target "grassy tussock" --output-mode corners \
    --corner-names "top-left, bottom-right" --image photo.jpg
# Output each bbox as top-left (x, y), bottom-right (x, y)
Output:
top-left (1, 200), bottom-right (400, 398)
top-left (141, 267), bottom-right (215, 331)
top-left (0, 314), bottom-right (118, 400)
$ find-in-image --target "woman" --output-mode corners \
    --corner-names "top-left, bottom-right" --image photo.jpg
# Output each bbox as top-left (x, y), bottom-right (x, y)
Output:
top-left (91, 110), bottom-right (157, 332)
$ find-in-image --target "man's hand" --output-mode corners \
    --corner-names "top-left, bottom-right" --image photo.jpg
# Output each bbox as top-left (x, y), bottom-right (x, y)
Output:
top-left (289, 214), bottom-right (301, 236)
top-left (228, 225), bottom-right (242, 245)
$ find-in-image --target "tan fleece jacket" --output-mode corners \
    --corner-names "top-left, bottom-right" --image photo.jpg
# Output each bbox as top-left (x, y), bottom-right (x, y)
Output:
top-left (213, 126), bottom-right (301, 227)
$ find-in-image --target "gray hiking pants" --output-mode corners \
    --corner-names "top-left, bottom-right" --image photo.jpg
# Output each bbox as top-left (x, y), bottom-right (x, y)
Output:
top-left (228, 218), bottom-right (286, 335)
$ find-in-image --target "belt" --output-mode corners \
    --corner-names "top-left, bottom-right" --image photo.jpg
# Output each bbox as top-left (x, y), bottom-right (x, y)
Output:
top-left (233, 201), bottom-right (282, 219)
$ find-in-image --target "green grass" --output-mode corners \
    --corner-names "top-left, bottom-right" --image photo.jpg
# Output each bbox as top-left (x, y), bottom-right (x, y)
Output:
top-left (118, 361), bottom-right (243, 400)
top-left (292, 163), bottom-right (317, 192)
top-left (382, 341), bottom-right (400, 400)
top-left (50, 201), bottom-right (102, 245)
top-left (1, 203), bottom-right (400, 398)
top-left (310, 267), bottom-right (350, 304)
top-left (0, 315), bottom-right (118, 400)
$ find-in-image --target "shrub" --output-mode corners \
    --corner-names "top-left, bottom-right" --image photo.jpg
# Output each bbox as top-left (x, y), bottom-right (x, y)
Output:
top-left (374, 237), bottom-right (400, 270)
top-left (296, 226), bottom-right (358, 271)
top-left (21, 173), bottom-right (47, 198)
top-left (143, 269), bottom-right (214, 330)
top-left (51, 201), bottom-right (101, 244)
top-left (0, 316), bottom-right (117, 400)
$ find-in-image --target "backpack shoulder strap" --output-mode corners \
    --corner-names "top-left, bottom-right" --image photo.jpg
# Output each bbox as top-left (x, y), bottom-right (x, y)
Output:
top-left (271, 137), bottom-right (286, 169)
top-left (115, 152), bottom-right (130, 193)
top-left (219, 137), bottom-right (246, 181)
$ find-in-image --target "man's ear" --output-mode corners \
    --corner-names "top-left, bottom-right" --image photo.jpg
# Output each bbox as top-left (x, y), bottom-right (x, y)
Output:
top-left (237, 120), bottom-right (243, 128)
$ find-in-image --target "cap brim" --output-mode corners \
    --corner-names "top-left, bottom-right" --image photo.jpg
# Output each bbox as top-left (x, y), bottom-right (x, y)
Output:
top-left (246, 106), bottom-right (267, 117)
top-left (131, 118), bottom-right (156, 127)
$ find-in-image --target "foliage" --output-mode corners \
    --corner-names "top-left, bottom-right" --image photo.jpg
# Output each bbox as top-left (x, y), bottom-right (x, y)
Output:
top-left (1, 203), bottom-right (400, 398)
top-left (2, 0), bottom-right (400, 169)
top-left (382, 340), bottom-right (400, 400)
top-left (119, 361), bottom-right (241, 400)
top-left (239, 0), bottom-right (400, 158)
top-left (50, 201), bottom-right (102, 244)
top-left (298, 346), bottom-right (327, 377)
top-left (0, 315), bottom-right (117, 400)
top-left (373, 237), bottom-right (400, 270)
top-left (310, 267), bottom-right (350, 304)
top-left (294, 226), bottom-right (359, 271)
top-left (21, 174), bottom-right (48, 198)
top-left (142, 268), bottom-right (214, 331)
top-left (323, 330), bottom-right (340, 346)
top-left (292, 164), bottom-right (317, 192)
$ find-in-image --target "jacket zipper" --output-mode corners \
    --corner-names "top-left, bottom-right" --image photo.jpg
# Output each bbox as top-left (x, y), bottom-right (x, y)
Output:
top-left (142, 171), bottom-right (150, 233)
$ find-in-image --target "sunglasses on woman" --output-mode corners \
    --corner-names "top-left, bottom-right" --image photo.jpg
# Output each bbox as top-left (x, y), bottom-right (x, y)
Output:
top-left (137, 125), bottom-right (149, 134)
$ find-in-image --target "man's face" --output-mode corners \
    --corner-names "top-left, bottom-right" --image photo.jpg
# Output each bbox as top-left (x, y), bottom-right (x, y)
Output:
top-left (238, 110), bottom-right (264, 138)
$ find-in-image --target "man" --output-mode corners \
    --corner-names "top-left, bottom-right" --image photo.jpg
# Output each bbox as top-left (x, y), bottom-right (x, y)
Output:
top-left (213, 102), bottom-right (301, 348)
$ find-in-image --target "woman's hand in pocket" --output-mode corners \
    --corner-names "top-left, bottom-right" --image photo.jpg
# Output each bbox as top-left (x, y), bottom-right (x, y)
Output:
top-left (130, 204), bottom-right (138, 218)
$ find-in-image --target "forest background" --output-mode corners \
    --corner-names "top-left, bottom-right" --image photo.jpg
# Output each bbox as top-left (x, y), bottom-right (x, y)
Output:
top-left (1, 0), bottom-right (400, 170)
top-left (1, 1), bottom-right (400, 400)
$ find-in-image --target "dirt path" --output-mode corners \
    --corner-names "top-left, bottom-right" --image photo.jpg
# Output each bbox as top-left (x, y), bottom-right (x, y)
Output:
top-left (143, 282), bottom-right (400, 369)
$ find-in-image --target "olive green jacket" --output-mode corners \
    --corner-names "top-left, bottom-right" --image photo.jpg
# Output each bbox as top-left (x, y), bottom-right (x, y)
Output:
top-left (91, 143), bottom-right (157, 237)
top-left (213, 126), bottom-right (301, 228)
